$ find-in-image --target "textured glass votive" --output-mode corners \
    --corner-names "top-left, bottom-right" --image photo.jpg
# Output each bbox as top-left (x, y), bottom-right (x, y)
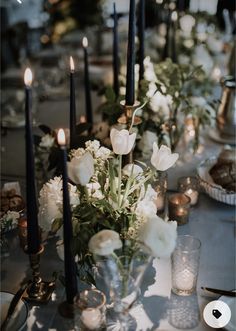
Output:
top-left (171, 235), bottom-right (201, 296)
top-left (178, 177), bottom-right (199, 206)
top-left (168, 193), bottom-right (191, 225)
top-left (74, 289), bottom-right (106, 330)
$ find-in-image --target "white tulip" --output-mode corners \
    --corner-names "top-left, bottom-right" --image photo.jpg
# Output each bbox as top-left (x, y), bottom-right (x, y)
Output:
top-left (67, 152), bottom-right (94, 185)
top-left (151, 143), bottom-right (179, 171)
top-left (137, 215), bottom-right (177, 258)
top-left (123, 164), bottom-right (143, 177)
top-left (89, 230), bottom-right (122, 256)
top-left (110, 128), bottom-right (136, 155)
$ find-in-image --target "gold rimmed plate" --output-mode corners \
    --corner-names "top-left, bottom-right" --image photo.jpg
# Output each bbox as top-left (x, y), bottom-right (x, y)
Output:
top-left (0, 291), bottom-right (28, 331)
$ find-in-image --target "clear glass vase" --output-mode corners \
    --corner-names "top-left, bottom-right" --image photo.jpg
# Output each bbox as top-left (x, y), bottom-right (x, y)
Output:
top-left (96, 250), bottom-right (152, 331)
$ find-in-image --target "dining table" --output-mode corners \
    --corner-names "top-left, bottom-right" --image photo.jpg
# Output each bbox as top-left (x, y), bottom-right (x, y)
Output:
top-left (1, 143), bottom-right (235, 331)
top-left (1, 67), bottom-right (235, 331)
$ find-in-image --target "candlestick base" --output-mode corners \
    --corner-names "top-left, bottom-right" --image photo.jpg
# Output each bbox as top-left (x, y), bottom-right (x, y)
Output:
top-left (23, 245), bottom-right (56, 304)
top-left (58, 301), bottom-right (75, 319)
top-left (118, 100), bottom-right (142, 126)
top-left (118, 100), bottom-right (142, 164)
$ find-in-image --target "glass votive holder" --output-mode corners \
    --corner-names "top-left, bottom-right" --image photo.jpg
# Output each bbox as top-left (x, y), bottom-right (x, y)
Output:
top-left (74, 289), bottom-right (106, 331)
top-left (178, 177), bottom-right (199, 206)
top-left (152, 171), bottom-right (168, 215)
top-left (171, 235), bottom-right (201, 296)
top-left (168, 193), bottom-right (191, 225)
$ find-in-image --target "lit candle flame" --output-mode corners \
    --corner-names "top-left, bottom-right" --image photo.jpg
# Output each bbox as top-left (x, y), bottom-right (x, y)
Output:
top-left (70, 56), bottom-right (75, 72)
top-left (57, 128), bottom-right (66, 146)
top-left (82, 37), bottom-right (88, 48)
top-left (24, 68), bottom-right (33, 87)
top-left (171, 11), bottom-right (178, 21)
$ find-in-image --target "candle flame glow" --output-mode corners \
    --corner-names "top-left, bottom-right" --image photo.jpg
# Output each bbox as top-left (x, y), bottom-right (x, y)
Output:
top-left (70, 56), bottom-right (75, 71)
top-left (82, 37), bottom-right (88, 48)
top-left (57, 128), bottom-right (66, 146)
top-left (24, 68), bottom-right (33, 86)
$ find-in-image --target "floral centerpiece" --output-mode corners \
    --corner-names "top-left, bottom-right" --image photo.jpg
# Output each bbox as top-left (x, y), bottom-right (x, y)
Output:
top-left (39, 127), bottom-right (178, 285)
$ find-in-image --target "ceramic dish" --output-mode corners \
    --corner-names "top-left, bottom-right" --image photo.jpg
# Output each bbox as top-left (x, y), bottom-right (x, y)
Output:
top-left (197, 157), bottom-right (236, 205)
top-left (0, 291), bottom-right (28, 331)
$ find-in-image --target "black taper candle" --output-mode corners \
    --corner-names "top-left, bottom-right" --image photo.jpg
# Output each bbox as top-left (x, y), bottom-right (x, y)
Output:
top-left (82, 37), bottom-right (93, 125)
top-left (125, 0), bottom-right (136, 106)
top-left (24, 68), bottom-right (40, 255)
top-left (113, 2), bottom-right (119, 98)
top-left (58, 129), bottom-right (78, 304)
top-left (162, 9), bottom-right (171, 60)
top-left (69, 56), bottom-right (76, 149)
top-left (138, 0), bottom-right (145, 83)
top-left (171, 12), bottom-right (177, 63)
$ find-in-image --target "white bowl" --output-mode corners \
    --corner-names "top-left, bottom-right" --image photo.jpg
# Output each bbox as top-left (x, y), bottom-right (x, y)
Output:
top-left (0, 291), bottom-right (28, 331)
top-left (197, 157), bottom-right (236, 205)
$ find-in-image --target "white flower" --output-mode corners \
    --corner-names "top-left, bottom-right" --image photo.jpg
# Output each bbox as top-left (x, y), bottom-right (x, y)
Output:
top-left (193, 45), bottom-right (213, 74)
top-left (151, 143), bottom-right (179, 171)
top-left (88, 230), bottom-right (122, 256)
top-left (207, 35), bottom-right (223, 54)
top-left (179, 14), bottom-right (195, 35)
top-left (86, 182), bottom-right (104, 200)
top-left (1, 211), bottom-right (20, 225)
top-left (149, 91), bottom-right (173, 117)
top-left (135, 185), bottom-right (157, 222)
top-left (144, 56), bottom-right (157, 82)
top-left (85, 140), bottom-right (100, 154)
top-left (95, 147), bottom-right (111, 160)
top-left (110, 128), bottom-right (136, 155)
top-left (123, 164), bottom-right (143, 177)
top-left (68, 152), bottom-right (94, 185)
top-left (70, 148), bottom-right (85, 159)
top-left (39, 134), bottom-right (55, 148)
top-left (137, 215), bottom-right (177, 258)
top-left (38, 177), bottom-right (80, 231)
top-left (138, 130), bottom-right (157, 158)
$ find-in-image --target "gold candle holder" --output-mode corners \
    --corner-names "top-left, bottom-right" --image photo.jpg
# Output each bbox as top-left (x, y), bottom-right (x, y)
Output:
top-left (18, 214), bottom-right (55, 304)
top-left (117, 100), bottom-right (142, 164)
top-left (23, 245), bottom-right (56, 304)
top-left (168, 193), bottom-right (191, 225)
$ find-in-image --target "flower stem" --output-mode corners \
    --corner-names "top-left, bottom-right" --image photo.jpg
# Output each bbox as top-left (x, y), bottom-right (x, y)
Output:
top-left (118, 154), bottom-right (122, 207)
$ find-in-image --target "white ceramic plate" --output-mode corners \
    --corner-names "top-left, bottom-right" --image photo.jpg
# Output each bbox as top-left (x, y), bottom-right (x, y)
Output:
top-left (221, 291), bottom-right (236, 331)
top-left (0, 291), bottom-right (28, 331)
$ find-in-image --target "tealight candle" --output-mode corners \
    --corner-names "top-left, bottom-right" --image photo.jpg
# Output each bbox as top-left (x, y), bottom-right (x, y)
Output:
top-left (171, 235), bottom-right (201, 296)
top-left (81, 308), bottom-right (102, 330)
top-left (178, 177), bottom-right (199, 206)
top-left (168, 193), bottom-right (191, 225)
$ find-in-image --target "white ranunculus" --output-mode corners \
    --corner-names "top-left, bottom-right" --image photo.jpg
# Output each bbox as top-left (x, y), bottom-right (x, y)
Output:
top-left (138, 130), bottom-right (157, 157)
top-left (151, 143), bottom-right (179, 171)
top-left (68, 152), bottom-right (94, 185)
top-left (39, 134), bottom-right (55, 148)
top-left (89, 230), bottom-right (122, 256)
top-left (123, 164), bottom-right (143, 177)
top-left (110, 128), bottom-right (136, 155)
top-left (38, 177), bottom-right (80, 231)
top-left (137, 215), bottom-right (177, 258)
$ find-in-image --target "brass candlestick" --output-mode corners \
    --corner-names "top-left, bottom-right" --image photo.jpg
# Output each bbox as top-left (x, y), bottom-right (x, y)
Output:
top-left (23, 245), bottom-right (56, 304)
top-left (18, 218), bottom-right (55, 304)
top-left (118, 100), bottom-right (142, 164)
